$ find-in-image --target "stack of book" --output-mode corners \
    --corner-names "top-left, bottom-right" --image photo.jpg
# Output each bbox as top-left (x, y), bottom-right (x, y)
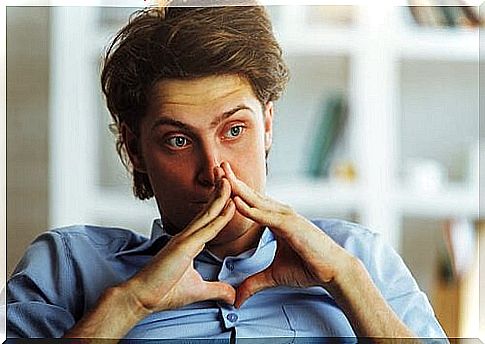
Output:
top-left (407, 1), bottom-right (483, 28)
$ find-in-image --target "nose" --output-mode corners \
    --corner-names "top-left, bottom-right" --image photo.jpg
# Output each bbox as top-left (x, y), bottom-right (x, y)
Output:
top-left (196, 141), bottom-right (222, 187)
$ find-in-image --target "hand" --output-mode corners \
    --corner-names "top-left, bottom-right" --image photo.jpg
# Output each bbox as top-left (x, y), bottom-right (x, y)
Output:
top-left (121, 174), bottom-right (237, 315)
top-left (220, 162), bottom-right (355, 308)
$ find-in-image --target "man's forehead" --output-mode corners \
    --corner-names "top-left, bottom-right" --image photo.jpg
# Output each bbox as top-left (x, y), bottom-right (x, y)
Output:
top-left (149, 74), bottom-right (257, 110)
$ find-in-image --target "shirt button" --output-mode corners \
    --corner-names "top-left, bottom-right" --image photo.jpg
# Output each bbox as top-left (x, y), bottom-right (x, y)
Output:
top-left (226, 313), bottom-right (238, 322)
top-left (225, 261), bottom-right (234, 271)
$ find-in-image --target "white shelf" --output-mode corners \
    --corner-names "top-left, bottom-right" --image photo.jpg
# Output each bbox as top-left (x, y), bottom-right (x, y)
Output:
top-left (397, 28), bottom-right (479, 61)
top-left (87, 190), bottom-right (159, 236)
top-left (89, 190), bottom-right (159, 220)
top-left (76, 180), bottom-right (479, 231)
top-left (277, 27), bottom-right (357, 56)
top-left (267, 178), bottom-right (479, 219)
top-left (267, 179), bottom-right (362, 214)
top-left (278, 26), bottom-right (479, 62)
top-left (394, 183), bottom-right (479, 218)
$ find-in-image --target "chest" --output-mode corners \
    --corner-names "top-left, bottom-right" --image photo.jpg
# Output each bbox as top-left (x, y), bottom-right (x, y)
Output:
top-left (123, 287), bottom-right (356, 341)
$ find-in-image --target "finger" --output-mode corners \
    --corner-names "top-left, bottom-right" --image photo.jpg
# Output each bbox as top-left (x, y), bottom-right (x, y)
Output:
top-left (184, 178), bottom-right (232, 235)
top-left (190, 199), bottom-right (236, 246)
top-left (235, 193), bottom-right (321, 249)
top-left (235, 195), bottom-right (295, 231)
top-left (221, 161), bottom-right (270, 210)
top-left (233, 195), bottom-right (273, 227)
top-left (198, 281), bottom-right (236, 306)
top-left (222, 161), bottom-right (295, 230)
top-left (221, 161), bottom-right (263, 206)
top-left (234, 269), bottom-right (274, 309)
top-left (213, 165), bottom-right (225, 181)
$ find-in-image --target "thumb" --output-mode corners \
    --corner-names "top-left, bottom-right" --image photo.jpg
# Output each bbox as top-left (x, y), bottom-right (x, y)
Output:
top-left (200, 281), bottom-right (236, 305)
top-left (235, 269), bottom-right (275, 309)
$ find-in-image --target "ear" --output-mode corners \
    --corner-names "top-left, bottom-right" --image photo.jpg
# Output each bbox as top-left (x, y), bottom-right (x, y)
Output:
top-left (263, 101), bottom-right (274, 151)
top-left (121, 123), bottom-right (146, 173)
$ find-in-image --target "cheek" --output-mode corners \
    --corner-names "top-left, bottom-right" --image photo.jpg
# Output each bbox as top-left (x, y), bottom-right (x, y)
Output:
top-left (229, 137), bottom-right (267, 190)
top-left (143, 148), bottom-right (196, 193)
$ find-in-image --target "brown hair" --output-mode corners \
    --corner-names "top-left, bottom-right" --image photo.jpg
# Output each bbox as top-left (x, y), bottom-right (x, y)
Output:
top-left (101, 5), bottom-right (289, 200)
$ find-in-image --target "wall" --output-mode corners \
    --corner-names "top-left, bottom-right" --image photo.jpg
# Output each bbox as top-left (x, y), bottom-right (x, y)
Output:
top-left (7, 7), bottom-right (50, 275)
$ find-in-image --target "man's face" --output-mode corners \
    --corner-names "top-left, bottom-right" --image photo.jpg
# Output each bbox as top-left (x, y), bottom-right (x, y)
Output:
top-left (128, 74), bottom-right (273, 245)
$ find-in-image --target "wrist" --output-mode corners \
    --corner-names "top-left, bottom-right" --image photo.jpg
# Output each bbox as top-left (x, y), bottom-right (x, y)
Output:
top-left (116, 280), bottom-right (153, 321)
top-left (324, 256), bottom-right (416, 338)
top-left (326, 254), bottom-right (366, 298)
top-left (63, 283), bottom-right (150, 339)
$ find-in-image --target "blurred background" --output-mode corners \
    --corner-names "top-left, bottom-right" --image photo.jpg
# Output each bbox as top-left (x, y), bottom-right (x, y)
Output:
top-left (6, 2), bottom-right (484, 339)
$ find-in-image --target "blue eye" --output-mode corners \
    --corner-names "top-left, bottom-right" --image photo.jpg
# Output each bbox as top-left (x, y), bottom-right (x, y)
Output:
top-left (225, 125), bottom-right (244, 139)
top-left (166, 136), bottom-right (190, 148)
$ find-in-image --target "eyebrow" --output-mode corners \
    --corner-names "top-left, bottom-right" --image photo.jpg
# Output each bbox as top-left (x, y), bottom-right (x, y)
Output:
top-left (151, 105), bottom-right (254, 133)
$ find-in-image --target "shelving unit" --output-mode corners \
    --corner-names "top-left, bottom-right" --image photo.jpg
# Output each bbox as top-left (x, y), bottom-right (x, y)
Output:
top-left (49, 4), bottom-right (480, 252)
top-left (265, 4), bottom-right (480, 252)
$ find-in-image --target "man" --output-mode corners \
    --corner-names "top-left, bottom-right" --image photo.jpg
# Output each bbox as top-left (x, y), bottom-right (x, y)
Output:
top-left (6, 4), bottom-right (447, 341)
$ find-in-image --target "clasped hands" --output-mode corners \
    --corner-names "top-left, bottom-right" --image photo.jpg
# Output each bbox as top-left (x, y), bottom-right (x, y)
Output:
top-left (122, 162), bottom-right (356, 317)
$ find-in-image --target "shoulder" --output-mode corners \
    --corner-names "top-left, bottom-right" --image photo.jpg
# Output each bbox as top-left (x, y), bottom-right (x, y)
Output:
top-left (7, 224), bottom-right (147, 337)
top-left (8, 224), bottom-right (149, 307)
top-left (48, 224), bottom-right (147, 248)
top-left (12, 224), bottom-right (148, 275)
top-left (309, 218), bottom-right (394, 277)
top-left (310, 218), bottom-right (446, 337)
top-left (311, 218), bottom-right (418, 294)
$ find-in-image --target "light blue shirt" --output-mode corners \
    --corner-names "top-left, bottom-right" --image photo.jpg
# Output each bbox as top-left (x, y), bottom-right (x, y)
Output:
top-left (6, 218), bottom-right (447, 341)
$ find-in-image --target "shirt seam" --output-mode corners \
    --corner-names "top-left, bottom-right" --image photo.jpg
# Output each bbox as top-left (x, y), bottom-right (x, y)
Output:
top-left (51, 230), bottom-right (77, 315)
top-left (57, 230), bottom-right (129, 247)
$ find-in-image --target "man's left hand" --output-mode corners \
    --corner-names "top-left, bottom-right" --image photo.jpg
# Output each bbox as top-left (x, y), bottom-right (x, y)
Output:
top-left (220, 162), bottom-right (357, 308)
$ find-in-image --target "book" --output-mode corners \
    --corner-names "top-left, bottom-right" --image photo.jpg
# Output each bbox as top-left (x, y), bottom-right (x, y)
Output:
top-left (307, 94), bottom-right (348, 178)
top-left (441, 6), bottom-right (458, 27)
top-left (407, 0), bottom-right (483, 28)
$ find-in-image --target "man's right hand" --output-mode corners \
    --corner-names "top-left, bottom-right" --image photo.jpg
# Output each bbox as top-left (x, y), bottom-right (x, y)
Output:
top-left (121, 176), bottom-right (236, 314)
top-left (63, 176), bottom-right (236, 339)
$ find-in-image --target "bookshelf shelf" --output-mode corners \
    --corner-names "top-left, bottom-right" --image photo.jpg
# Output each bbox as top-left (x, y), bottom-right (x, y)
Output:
top-left (267, 178), bottom-right (479, 219)
top-left (397, 28), bottom-right (479, 61)
top-left (277, 28), bottom-right (357, 56)
top-left (89, 190), bottom-right (159, 234)
top-left (267, 179), bottom-right (362, 215)
top-left (394, 184), bottom-right (479, 218)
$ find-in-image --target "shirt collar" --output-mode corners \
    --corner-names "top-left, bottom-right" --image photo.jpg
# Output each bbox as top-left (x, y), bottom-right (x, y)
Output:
top-left (122, 218), bottom-right (276, 265)
top-left (151, 218), bottom-right (169, 241)
top-left (199, 227), bottom-right (277, 286)
top-left (201, 226), bottom-right (275, 263)
top-left (150, 219), bottom-right (276, 257)
top-left (114, 218), bottom-right (171, 257)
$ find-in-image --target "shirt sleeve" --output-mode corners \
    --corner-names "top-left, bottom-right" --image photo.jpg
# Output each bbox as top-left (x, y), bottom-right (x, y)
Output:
top-left (6, 231), bottom-right (78, 338)
top-left (365, 231), bottom-right (447, 339)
